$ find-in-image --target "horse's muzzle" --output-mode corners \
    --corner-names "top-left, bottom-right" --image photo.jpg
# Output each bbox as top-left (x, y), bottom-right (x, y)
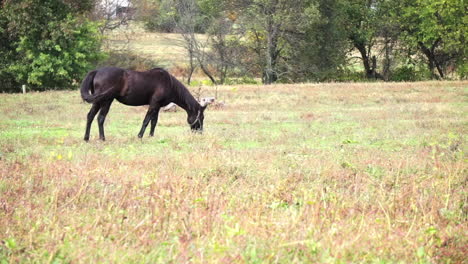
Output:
top-left (191, 128), bottom-right (203, 134)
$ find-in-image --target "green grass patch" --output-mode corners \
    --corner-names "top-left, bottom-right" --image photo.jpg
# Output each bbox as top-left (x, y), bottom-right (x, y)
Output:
top-left (0, 81), bottom-right (467, 263)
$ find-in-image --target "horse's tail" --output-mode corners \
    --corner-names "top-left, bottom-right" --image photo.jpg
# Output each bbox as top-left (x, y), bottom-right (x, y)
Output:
top-left (80, 70), bottom-right (98, 103)
top-left (80, 70), bottom-right (115, 103)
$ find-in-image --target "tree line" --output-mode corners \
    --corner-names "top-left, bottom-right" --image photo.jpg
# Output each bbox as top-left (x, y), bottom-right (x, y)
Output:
top-left (139, 0), bottom-right (466, 84)
top-left (0, 0), bottom-right (466, 92)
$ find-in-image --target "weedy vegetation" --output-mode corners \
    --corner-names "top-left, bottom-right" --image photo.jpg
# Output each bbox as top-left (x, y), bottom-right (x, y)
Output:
top-left (0, 81), bottom-right (466, 263)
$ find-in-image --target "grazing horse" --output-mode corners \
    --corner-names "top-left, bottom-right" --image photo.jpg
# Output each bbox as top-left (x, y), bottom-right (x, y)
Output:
top-left (80, 67), bottom-right (207, 141)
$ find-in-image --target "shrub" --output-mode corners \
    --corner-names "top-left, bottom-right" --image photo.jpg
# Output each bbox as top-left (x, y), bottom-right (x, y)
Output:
top-left (390, 65), bottom-right (430, 82)
top-left (1, 0), bottom-right (104, 91)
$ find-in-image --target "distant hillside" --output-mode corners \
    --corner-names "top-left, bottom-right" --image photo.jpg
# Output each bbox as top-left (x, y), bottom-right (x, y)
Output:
top-left (105, 22), bottom-right (207, 70)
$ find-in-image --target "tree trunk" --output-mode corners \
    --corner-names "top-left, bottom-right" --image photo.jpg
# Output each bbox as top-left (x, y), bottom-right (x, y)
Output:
top-left (382, 34), bottom-right (393, 81)
top-left (371, 56), bottom-right (377, 78)
top-left (216, 36), bottom-right (228, 84)
top-left (199, 62), bottom-right (218, 98)
top-left (434, 58), bottom-right (445, 79)
top-left (187, 48), bottom-right (196, 85)
top-left (418, 41), bottom-right (444, 79)
top-left (353, 39), bottom-right (382, 80)
top-left (263, 6), bottom-right (280, 85)
top-left (355, 41), bottom-right (373, 78)
top-left (264, 23), bottom-right (275, 84)
top-left (199, 63), bottom-right (217, 86)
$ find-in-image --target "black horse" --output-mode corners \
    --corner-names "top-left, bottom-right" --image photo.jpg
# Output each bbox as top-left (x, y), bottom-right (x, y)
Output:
top-left (80, 67), bottom-right (206, 141)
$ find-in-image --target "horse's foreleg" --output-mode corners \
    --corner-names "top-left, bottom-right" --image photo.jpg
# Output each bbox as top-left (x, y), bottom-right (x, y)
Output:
top-left (138, 104), bottom-right (160, 138)
top-left (84, 103), bottom-right (101, 141)
top-left (149, 108), bottom-right (161, 137)
top-left (97, 100), bottom-right (113, 141)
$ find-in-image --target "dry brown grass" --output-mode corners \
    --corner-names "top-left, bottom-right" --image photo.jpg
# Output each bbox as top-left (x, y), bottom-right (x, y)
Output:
top-left (0, 81), bottom-right (467, 263)
top-left (105, 23), bottom-right (209, 69)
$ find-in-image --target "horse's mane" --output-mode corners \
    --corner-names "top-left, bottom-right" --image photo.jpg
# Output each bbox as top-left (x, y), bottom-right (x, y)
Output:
top-left (170, 75), bottom-right (200, 111)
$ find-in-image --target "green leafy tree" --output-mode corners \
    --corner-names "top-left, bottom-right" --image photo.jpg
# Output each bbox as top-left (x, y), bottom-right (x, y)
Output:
top-left (138, 0), bottom-right (212, 33)
top-left (237, 0), bottom-right (315, 84)
top-left (136, 0), bottom-right (178, 32)
top-left (295, 0), bottom-right (348, 81)
top-left (396, 0), bottom-right (466, 79)
top-left (377, 0), bottom-right (402, 81)
top-left (0, 4), bottom-right (18, 92)
top-left (198, 0), bottom-right (252, 84)
top-left (340, 0), bottom-right (383, 79)
top-left (0, 0), bottom-right (103, 91)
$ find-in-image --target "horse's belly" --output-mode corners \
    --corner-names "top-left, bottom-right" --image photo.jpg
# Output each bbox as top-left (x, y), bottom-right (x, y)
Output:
top-left (116, 95), bottom-right (150, 106)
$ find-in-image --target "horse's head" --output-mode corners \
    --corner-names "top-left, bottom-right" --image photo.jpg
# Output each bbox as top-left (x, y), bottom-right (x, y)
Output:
top-left (188, 105), bottom-right (207, 132)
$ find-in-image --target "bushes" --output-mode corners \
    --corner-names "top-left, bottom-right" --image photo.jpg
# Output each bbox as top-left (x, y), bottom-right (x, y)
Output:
top-left (389, 65), bottom-right (431, 82)
top-left (390, 65), bottom-right (419, 82)
top-left (0, 0), bottom-right (103, 92)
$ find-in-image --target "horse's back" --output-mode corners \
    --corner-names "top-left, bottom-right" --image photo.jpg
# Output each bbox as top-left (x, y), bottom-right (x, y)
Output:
top-left (96, 66), bottom-right (126, 77)
top-left (115, 68), bottom-right (171, 106)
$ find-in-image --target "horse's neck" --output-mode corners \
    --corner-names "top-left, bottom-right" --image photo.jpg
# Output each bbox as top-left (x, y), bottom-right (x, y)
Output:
top-left (176, 99), bottom-right (199, 115)
top-left (172, 81), bottom-right (199, 114)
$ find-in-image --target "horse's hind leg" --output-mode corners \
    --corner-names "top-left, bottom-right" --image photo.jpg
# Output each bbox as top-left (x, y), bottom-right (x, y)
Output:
top-left (84, 103), bottom-right (101, 141)
top-left (138, 103), bottom-right (160, 138)
top-left (97, 100), bottom-right (114, 141)
top-left (149, 110), bottom-right (160, 137)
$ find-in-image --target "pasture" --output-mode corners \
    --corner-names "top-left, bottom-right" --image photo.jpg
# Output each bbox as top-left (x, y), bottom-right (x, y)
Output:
top-left (0, 81), bottom-right (466, 263)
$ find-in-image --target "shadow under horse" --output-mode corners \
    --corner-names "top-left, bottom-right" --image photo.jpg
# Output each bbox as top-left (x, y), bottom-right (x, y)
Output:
top-left (80, 67), bottom-right (207, 141)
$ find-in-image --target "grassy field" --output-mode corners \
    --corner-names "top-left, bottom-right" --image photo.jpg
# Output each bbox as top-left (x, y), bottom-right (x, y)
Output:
top-left (0, 81), bottom-right (467, 263)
